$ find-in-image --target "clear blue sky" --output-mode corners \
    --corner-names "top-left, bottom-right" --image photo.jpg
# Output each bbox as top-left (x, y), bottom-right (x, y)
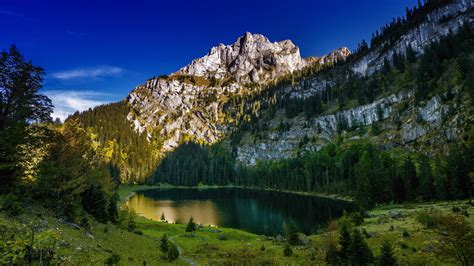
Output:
top-left (1, 0), bottom-right (417, 119)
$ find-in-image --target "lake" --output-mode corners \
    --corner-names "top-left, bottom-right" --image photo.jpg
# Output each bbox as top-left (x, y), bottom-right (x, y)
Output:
top-left (125, 188), bottom-right (354, 235)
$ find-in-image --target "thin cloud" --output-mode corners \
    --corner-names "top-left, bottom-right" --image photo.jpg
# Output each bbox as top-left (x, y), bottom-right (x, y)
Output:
top-left (0, 9), bottom-right (29, 20)
top-left (44, 90), bottom-right (112, 121)
top-left (50, 66), bottom-right (124, 80)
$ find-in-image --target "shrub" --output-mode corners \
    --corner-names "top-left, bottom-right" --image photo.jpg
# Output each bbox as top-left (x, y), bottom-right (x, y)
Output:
top-left (283, 244), bottom-right (293, 257)
top-left (166, 242), bottom-right (179, 262)
top-left (105, 253), bottom-right (121, 265)
top-left (400, 242), bottom-right (408, 249)
top-left (436, 214), bottom-right (474, 266)
top-left (260, 245), bottom-right (265, 251)
top-left (452, 206), bottom-right (461, 213)
top-left (185, 217), bottom-right (196, 233)
top-left (416, 211), bottom-right (442, 228)
top-left (402, 230), bottom-right (410, 238)
top-left (160, 234), bottom-right (169, 253)
top-left (350, 212), bottom-right (364, 226)
top-left (1, 194), bottom-right (24, 217)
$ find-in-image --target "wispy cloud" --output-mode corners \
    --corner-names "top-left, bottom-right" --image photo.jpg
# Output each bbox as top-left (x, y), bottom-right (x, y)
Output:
top-left (0, 9), bottom-right (29, 20)
top-left (66, 30), bottom-right (87, 39)
top-left (50, 66), bottom-right (124, 80)
top-left (44, 90), bottom-right (112, 121)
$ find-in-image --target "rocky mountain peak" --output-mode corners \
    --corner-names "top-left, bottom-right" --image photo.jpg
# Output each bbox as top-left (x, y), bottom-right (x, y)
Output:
top-left (176, 32), bottom-right (307, 83)
top-left (305, 47), bottom-right (351, 65)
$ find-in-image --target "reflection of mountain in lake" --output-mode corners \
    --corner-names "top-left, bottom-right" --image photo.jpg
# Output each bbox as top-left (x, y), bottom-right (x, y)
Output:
top-left (126, 188), bottom-right (354, 235)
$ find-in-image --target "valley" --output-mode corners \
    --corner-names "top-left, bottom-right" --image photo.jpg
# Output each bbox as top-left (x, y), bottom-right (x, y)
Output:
top-left (1, 0), bottom-right (473, 264)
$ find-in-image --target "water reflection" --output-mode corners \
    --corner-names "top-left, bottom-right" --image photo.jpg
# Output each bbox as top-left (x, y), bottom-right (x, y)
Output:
top-left (125, 188), bottom-right (353, 235)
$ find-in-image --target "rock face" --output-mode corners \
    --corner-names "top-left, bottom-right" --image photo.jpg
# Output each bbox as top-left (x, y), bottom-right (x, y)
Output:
top-left (177, 32), bottom-right (308, 84)
top-left (127, 33), bottom-right (350, 152)
top-left (352, 0), bottom-right (473, 75)
top-left (236, 92), bottom-right (410, 165)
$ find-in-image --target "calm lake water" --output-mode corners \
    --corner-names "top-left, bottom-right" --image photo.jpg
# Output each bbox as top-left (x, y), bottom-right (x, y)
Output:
top-left (125, 188), bottom-right (354, 235)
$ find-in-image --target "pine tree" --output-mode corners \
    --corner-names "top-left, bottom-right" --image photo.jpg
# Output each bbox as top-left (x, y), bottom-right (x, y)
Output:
top-left (166, 242), bottom-right (179, 262)
top-left (325, 242), bottom-right (342, 265)
top-left (185, 217), bottom-right (196, 233)
top-left (283, 244), bottom-right (293, 257)
top-left (348, 229), bottom-right (373, 265)
top-left (377, 240), bottom-right (397, 266)
top-left (160, 212), bottom-right (166, 222)
top-left (287, 221), bottom-right (300, 245)
top-left (339, 223), bottom-right (351, 262)
top-left (160, 234), bottom-right (169, 253)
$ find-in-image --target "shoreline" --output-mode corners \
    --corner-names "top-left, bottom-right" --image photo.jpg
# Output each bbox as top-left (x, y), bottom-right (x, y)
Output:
top-left (118, 183), bottom-right (354, 203)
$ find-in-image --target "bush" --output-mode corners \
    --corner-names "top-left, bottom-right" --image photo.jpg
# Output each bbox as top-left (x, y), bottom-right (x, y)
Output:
top-left (402, 230), bottom-right (410, 238)
top-left (166, 242), bottom-right (179, 262)
top-left (105, 253), bottom-right (121, 265)
top-left (452, 206), bottom-right (461, 213)
top-left (260, 245), bottom-right (265, 251)
top-left (400, 242), bottom-right (408, 249)
top-left (283, 244), bottom-right (292, 257)
top-left (350, 212), bottom-right (364, 226)
top-left (1, 194), bottom-right (24, 217)
top-left (416, 211), bottom-right (442, 228)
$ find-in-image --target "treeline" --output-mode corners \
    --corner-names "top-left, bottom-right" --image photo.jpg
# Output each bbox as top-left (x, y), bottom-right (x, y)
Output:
top-left (149, 139), bottom-right (473, 209)
top-left (72, 101), bottom-right (162, 183)
top-left (236, 141), bottom-right (473, 209)
top-left (348, 0), bottom-right (454, 62)
top-left (150, 142), bottom-right (234, 186)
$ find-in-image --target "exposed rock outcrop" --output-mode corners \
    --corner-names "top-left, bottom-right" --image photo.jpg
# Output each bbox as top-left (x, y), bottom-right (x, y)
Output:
top-left (127, 33), bottom-right (350, 153)
top-left (352, 0), bottom-right (473, 75)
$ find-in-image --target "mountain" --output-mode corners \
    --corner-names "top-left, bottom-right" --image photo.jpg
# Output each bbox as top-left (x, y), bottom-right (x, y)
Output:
top-left (126, 33), bottom-right (350, 152)
top-left (75, 0), bottom-right (473, 184)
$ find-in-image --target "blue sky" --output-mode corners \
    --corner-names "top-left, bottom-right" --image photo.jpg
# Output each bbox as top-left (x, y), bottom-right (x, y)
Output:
top-left (1, 0), bottom-right (417, 120)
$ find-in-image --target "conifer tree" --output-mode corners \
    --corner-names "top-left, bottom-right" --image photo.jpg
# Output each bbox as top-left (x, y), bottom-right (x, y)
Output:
top-left (348, 229), bottom-right (373, 265)
top-left (377, 240), bottom-right (397, 266)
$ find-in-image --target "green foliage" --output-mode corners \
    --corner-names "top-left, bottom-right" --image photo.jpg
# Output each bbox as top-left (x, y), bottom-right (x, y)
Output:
top-left (285, 221), bottom-right (300, 245)
top-left (325, 241), bottom-right (342, 265)
top-left (73, 101), bottom-right (161, 183)
top-left (436, 214), bottom-right (474, 266)
top-left (377, 240), bottom-right (397, 266)
top-left (160, 234), bottom-right (169, 253)
top-left (0, 45), bottom-right (53, 191)
top-left (105, 253), bottom-right (121, 265)
top-left (152, 142), bottom-right (234, 186)
top-left (0, 194), bottom-right (24, 217)
top-left (34, 118), bottom-right (116, 224)
top-left (339, 223), bottom-right (352, 262)
top-left (166, 242), bottom-right (179, 262)
top-left (283, 244), bottom-right (293, 257)
top-left (185, 217), bottom-right (196, 233)
top-left (416, 210), bottom-right (442, 228)
top-left (348, 229), bottom-right (373, 265)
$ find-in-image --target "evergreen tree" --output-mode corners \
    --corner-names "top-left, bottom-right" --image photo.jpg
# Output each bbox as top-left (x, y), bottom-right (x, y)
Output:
top-left (339, 223), bottom-right (351, 262)
top-left (166, 242), bottom-right (179, 262)
top-left (348, 229), bottom-right (373, 265)
top-left (286, 221), bottom-right (300, 245)
top-left (325, 242), bottom-right (342, 265)
top-left (160, 212), bottom-right (166, 222)
top-left (377, 240), bottom-right (397, 266)
top-left (185, 217), bottom-right (196, 233)
top-left (283, 244), bottom-right (293, 257)
top-left (160, 234), bottom-right (169, 253)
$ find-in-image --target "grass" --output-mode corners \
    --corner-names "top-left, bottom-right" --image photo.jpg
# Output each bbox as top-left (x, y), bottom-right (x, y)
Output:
top-left (2, 188), bottom-right (472, 265)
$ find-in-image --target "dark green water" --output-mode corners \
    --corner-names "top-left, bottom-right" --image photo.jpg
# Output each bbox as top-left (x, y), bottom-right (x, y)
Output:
top-left (126, 188), bottom-right (354, 235)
